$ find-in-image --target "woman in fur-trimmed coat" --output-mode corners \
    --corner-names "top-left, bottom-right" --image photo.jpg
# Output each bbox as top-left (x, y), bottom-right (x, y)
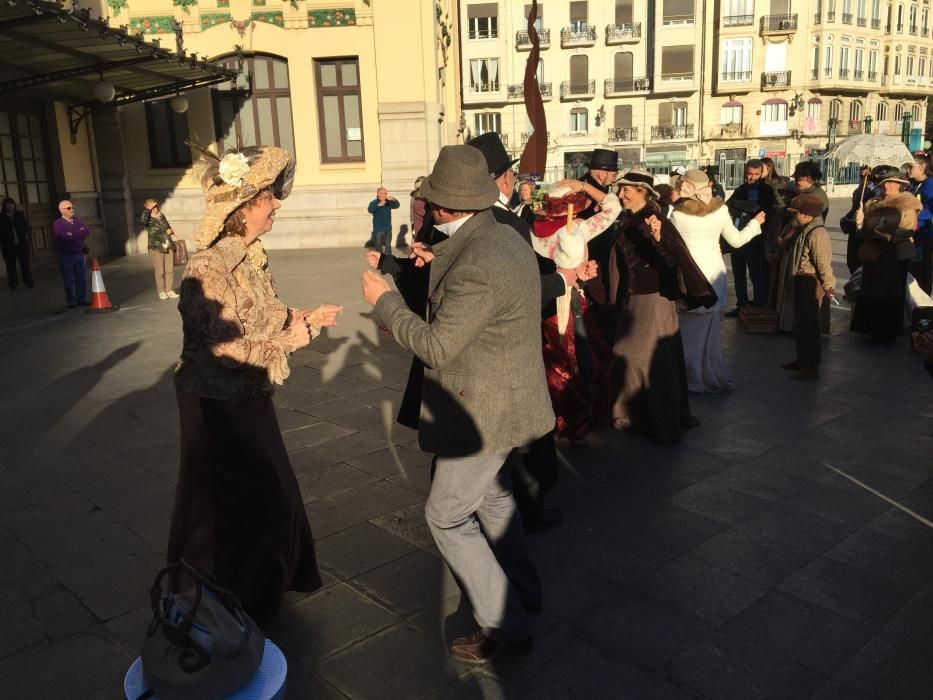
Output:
top-left (669, 171), bottom-right (766, 393)
top-left (851, 169), bottom-right (922, 342)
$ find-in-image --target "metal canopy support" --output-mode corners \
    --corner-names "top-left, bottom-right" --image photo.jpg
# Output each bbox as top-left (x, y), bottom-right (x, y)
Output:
top-left (2, 0), bottom-right (239, 142)
top-left (0, 55), bottom-right (158, 94)
top-left (66, 72), bottom-right (232, 144)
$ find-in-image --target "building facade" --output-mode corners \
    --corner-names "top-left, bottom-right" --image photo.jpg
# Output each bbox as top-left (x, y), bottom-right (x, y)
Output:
top-left (457, 0), bottom-right (931, 185)
top-left (1, 0), bottom-right (462, 267)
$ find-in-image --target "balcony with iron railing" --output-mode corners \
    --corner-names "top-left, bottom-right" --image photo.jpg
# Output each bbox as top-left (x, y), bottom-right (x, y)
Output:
top-left (761, 70), bottom-right (791, 89)
top-left (868, 70), bottom-right (878, 80)
top-left (814, 12), bottom-right (821, 24)
top-left (854, 69), bottom-right (864, 80)
top-left (560, 80), bottom-right (596, 99)
top-left (607, 127), bottom-right (639, 142)
top-left (842, 13), bottom-right (853, 23)
top-left (651, 124), bottom-right (694, 140)
top-left (839, 68), bottom-right (850, 79)
top-left (761, 13), bottom-right (798, 34)
top-left (723, 14), bottom-right (754, 27)
top-left (662, 14), bottom-right (695, 25)
top-left (506, 82), bottom-right (552, 100)
top-left (604, 77), bottom-right (650, 95)
top-left (515, 28), bottom-right (550, 49)
top-left (721, 71), bottom-right (753, 83)
top-left (561, 25), bottom-right (597, 47)
top-left (871, 18), bottom-right (881, 29)
top-left (520, 131), bottom-right (549, 147)
top-left (827, 11), bottom-right (836, 22)
top-left (910, 25), bottom-right (918, 35)
top-left (468, 29), bottom-right (498, 39)
top-left (469, 82), bottom-right (500, 95)
top-left (811, 68), bottom-right (818, 80)
top-left (605, 23), bottom-right (641, 43)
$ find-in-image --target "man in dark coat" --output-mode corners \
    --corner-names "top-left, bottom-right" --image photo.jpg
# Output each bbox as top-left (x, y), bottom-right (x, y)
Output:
top-left (725, 159), bottom-right (780, 315)
top-left (577, 148), bottom-right (623, 342)
top-left (0, 198), bottom-right (34, 289)
top-left (468, 132), bottom-right (593, 534)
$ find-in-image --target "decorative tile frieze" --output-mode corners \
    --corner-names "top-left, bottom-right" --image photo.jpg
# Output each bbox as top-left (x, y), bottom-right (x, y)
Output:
top-left (200, 12), bottom-right (232, 29)
top-left (307, 8), bottom-right (355, 27)
top-left (251, 10), bottom-right (284, 26)
top-left (129, 15), bottom-right (174, 34)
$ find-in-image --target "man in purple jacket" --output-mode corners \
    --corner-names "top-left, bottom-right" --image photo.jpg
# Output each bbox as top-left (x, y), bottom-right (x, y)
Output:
top-left (52, 199), bottom-right (91, 307)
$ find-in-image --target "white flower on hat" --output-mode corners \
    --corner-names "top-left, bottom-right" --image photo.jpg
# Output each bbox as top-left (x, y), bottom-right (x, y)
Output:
top-left (218, 152), bottom-right (250, 187)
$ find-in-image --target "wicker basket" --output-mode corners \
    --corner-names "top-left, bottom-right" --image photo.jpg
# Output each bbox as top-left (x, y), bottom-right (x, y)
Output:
top-left (738, 306), bottom-right (778, 334)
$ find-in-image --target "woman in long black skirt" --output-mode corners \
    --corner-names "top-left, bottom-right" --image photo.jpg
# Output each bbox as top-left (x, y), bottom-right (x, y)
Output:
top-left (169, 146), bottom-right (342, 624)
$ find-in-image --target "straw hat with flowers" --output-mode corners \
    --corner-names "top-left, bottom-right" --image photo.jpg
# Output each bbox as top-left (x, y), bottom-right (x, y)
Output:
top-left (189, 143), bottom-right (296, 248)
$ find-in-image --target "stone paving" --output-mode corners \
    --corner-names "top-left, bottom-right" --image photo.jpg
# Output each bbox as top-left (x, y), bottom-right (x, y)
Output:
top-left (0, 198), bottom-right (931, 699)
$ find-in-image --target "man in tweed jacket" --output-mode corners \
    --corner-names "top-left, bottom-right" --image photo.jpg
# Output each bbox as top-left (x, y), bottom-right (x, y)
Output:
top-left (362, 145), bottom-right (554, 662)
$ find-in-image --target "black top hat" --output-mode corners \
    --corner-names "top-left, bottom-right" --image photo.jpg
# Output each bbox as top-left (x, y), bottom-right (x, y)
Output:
top-left (588, 148), bottom-right (620, 172)
top-left (792, 161), bottom-right (822, 181)
top-left (467, 132), bottom-right (519, 178)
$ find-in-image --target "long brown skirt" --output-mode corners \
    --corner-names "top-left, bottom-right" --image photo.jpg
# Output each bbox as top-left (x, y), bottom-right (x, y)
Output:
top-left (168, 390), bottom-right (321, 624)
top-left (611, 292), bottom-right (693, 444)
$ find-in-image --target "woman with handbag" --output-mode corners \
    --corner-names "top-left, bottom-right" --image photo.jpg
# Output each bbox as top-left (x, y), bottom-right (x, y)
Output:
top-left (851, 166), bottom-right (921, 342)
top-left (169, 145), bottom-right (342, 625)
top-left (141, 198), bottom-right (179, 300)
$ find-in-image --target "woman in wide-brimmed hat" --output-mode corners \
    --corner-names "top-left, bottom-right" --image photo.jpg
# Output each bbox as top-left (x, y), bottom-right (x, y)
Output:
top-left (850, 165), bottom-right (921, 341)
top-left (769, 194), bottom-right (836, 380)
top-left (169, 145), bottom-right (342, 624)
top-left (609, 169), bottom-right (716, 444)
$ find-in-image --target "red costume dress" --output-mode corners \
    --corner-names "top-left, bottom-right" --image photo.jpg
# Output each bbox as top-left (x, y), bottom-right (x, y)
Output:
top-left (532, 190), bottom-right (621, 440)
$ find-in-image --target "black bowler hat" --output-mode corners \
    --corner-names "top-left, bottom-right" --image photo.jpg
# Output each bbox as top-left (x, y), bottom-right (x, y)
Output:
top-left (588, 148), bottom-right (620, 172)
top-left (467, 132), bottom-right (519, 177)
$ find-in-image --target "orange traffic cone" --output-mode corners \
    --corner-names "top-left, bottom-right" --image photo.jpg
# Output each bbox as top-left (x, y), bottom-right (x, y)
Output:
top-left (87, 258), bottom-right (119, 313)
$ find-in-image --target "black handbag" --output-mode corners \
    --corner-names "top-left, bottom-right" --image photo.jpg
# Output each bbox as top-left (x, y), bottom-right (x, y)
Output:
top-left (139, 559), bottom-right (264, 700)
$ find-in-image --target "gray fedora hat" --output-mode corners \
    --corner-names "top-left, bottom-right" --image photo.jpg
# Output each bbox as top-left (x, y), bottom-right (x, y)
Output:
top-left (418, 145), bottom-right (499, 211)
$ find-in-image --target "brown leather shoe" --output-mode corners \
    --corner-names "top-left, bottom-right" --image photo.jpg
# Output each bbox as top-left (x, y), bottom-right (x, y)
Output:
top-left (450, 631), bottom-right (532, 663)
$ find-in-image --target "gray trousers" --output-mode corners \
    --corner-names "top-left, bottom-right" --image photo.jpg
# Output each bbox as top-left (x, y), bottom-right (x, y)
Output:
top-left (425, 448), bottom-right (540, 642)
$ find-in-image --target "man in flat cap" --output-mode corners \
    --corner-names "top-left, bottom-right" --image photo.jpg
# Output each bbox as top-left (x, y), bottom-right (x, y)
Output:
top-left (362, 145), bottom-right (554, 662)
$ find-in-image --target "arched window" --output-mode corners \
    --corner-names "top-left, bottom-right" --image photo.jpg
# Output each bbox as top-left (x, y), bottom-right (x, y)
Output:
top-left (720, 100), bottom-right (743, 125)
top-left (569, 55), bottom-right (589, 94)
top-left (212, 54), bottom-right (296, 156)
top-left (894, 102), bottom-right (905, 121)
top-left (876, 101), bottom-right (888, 121)
top-left (829, 99), bottom-right (843, 120)
top-left (849, 101), bottom-right (862, 121)
top-left (807, 97), bottom-right (822, 121)
top-left (911, 103), bottom-right (921, 122)
top-left (614, 51), bottom-right (634, 84)
top-left (570, 108), bottom-right (588, 133)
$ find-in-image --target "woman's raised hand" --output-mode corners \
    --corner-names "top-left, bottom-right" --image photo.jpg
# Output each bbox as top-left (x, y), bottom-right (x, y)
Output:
top-left (306, 304), bottom-right (343, 329)
top-left (365, 250), bottom-right (381, 269)
top-left (645, 214), bottom-right (663, 241)
top-left (754, 211), bottom-right (767, 224)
